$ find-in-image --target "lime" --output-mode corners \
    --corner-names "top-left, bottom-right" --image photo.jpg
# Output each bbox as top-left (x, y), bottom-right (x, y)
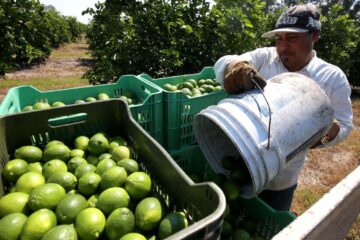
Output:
top-left (125, 172), bottom-right (152, 200)
top-left (0, 212), bottom-right (27, 240)
top-left (100, 166), bottom-right (127, 190)
top-left (42, 159), bottom-right (68, 179)
top-left (20, 209), bottom-right (57, 240)
top-left (43, 144), bottom-right (70, 162)
top-left (16, 171), bottom-right (45, 194)
top-left (105, 208), bottom-right (135, 240)
top-left (74, 136), bottom-right (89, 151)
top-left (111, 146), bottom-right (130, 162)
top-left (232, 228), bottom-right (252, 240)
top-left (67, 157), bottom-right (87, 173)
top-left (158, 212), bottom-right (188, 239)
top-left (87, 155), bottom-right (100, 166)
top-left (28, 183), bottom-right (66, 211)
top-left (44, 140), bottom-right (64, 150)
top-left (77, 172), bottom-right (101, 196)
top-left (41, 224), bottom-right (77, 240)
top-left (33, 102), bottom-right (51, 110)
top-left (223, 180), bottom-right (241, 201)
top-left (135, 197), bottom-right (162, 231)
top-left (119, 233), bottom-right (146, 240)
top-left (2, 159), bottom-right (29, 182)
top-left (221, 156), bottom-right (237, 170)
top-left (14, 145), bottom-right (43, 163)
top-left (98, 93), bottom-right (110, 100)
top-left (22, 105), bottom-right (33, 112)
top-left (96, 159), bottom-right (116, 176)
top-left (74, 163), bottom-right (96, 179)
top-left (0, 192), bottom-right (29, 217)
top-left (56, 194), bottom-right (88, 224)
top-left (51, 101), bottom-right (66, 107)
top-left (117, 159), bottom-right (139, 174)
top-left (75, 207), bottom-right (106, 240)
top-left (74, 100), bottom-right (85, 104)
top-left (70, 149), bottom-right (86, 158)
top-left (28, 162), bottom-right (43, 174)
top-left (96, 187), bottom-right (130, 216)
top-left (87, 194), bottom-right (99, 207)
top-left (230, 168), bottom-right (250, 184)
top-left (108, 136), bottom-right (127, 153)
top-left (85, 97), bottom-right (97, 102)
top-left (88, 133), bottom-right (109, 156)
top-left (99, 152), bottom-right (112, 160)
top-left (47, 172), bottom-right (77, 192)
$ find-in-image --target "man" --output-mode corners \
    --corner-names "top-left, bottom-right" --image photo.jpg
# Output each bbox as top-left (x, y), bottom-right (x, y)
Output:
top-left (214, 4), bottom-right (353, 211)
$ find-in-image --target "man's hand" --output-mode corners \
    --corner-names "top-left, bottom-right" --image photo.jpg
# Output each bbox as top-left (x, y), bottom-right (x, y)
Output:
top-left (310, 120), bottom-right (340, 149)
top-left (224, 60), bottom-right (267, 94)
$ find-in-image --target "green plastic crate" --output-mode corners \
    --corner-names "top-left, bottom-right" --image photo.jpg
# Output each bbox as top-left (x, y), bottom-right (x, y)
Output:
top-left (139, 67), bottom-right (228, 151)
top-left (0, 100), bottom-right (226, 240)
top-left (170, 145), bottom-right (296, 240)
top-left (0, 75), bottom-right (163, 144)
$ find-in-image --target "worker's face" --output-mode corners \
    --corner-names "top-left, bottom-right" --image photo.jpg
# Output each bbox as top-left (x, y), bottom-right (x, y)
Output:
top-left (275, 32), bottom-right (319, 72)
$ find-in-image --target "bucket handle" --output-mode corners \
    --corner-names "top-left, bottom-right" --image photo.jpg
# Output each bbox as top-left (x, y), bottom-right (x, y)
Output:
top-left (251, 78), bottom-right (272, 149)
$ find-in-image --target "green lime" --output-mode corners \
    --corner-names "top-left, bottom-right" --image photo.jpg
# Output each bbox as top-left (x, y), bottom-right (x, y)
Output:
top-left (28, 183), bottom-right (66, 211)
top-left (135, 197), bottom-right (162, 231)
top-left (221, 156), bottom-right (237, 170)
top-left (85, 97), bottom-right (97, 102)
top-left (87, 194), bottom-right (99, 207)
top-left (98, 93), bottom-right (110, 100)
top-left (0, 212), bottom-right (27, 240)
top-left (2, 159), bottom-right (29, 182)
top-left (70, 149), bottom-right (86, 158)
top-left (33, 101), bottom-right (51, 110)
top-left (22, 105), bottom-right (33, 112)
top-left (16, 171), bottom-right (45, 194)
top-left (41, 224), bottom-right (77, 240)
top-left (111, 146), bottom-right (130, 162)
top-left (223, 180), bottom-right (241, 201)
top-left (119, 233), bottom-right (146, 240)
top-left (42, 159), bottom-right (68, 179)
top-left (67, 157), bottom-right (87, 173)
top-left (77, 172), bottom-right (101, 196)
top-left (74, 163), bottom-right (96, 179)
top-left (232, 228), bottom-right (252, 240)
top-left (87, 155), bottom-right (100, 166)
top-left (43, 144), bottom-right (70, 162)
top-left (88, 133), bottom-right (109, 156)
top-left (96, 159), bottom-right (116, 176)
top-left (75, 208), bottom-right (106, 240)
top-left (158, 212), bottom-right (188, 239)
top-left (47, 172), bottom-right (77, 192)
top-left (14, 145), bottom-right (43, 163)
top-left (117, 159), bottom-right (139, 174)
top-left (51, 101), bottom-right (66, 107)
top-left (44, 140), bottom-right (64, 151)
top-left (74, 100), bottom-right (85, 104)
top-left (108, 136), bottom-right (127, 153)
top-left (96, 187), bottom-right (130, 216)
top-left (0, 192), bottom-right (29, 217)
top-left (74, 136), bottom-right (89, 151)
top-left (125, 172), bottom-right (152, 200)
top-left (105, 208), bottom-right (135, 240)
top-left (99, 152), bottom-right (112, 160)
top-left (20, 209), bottom-right (57, 240)
top-left (56, 194), bottom-right (88, 224)
top-left (28, 162), bottom-right (43, 174)
top-left (100, 166), bottom-right (127, 190)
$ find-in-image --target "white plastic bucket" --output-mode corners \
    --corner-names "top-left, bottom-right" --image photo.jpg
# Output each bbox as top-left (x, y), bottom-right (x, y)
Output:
top-left (193, 72), bottom-right (334, 198)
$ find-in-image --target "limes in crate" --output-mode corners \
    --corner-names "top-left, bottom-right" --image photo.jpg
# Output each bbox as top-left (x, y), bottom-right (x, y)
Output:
top-left (100, 166), bottom-right (128, 190)
top-left (56, 194), bottom-right (88, 224)
top-left (99, 152), bottom-right (112, 160)
top-left (43, 144), bottom-right (70, 162)
top-left (41, 224), bottom-right (77, 240)
top-left (22, 105), bottom-right (33, 112)
top-left (14, 145), bottom-right (43, 163)
top-left (75, 207), bottom-right (106, 240)
top-left (20, 209), bottom-right (57, 240)
top-left (44, 140), bottom-right (64, 150)
top-left (0, 192), bottom-right (29, 217)
top-left (163, 83), bottom-right (177, 92)
top-left (51, 101), bottom-right (66, 107)
top-left (125, 172), bottom-right (152, 200)
top-left (111, 146), bottom-right (131, 162)
top-left (74, 163), bottom-right (96, 179)
top-left (98, 93), bottom-right (110, 100)
top-left (88, 133), bottom-right (109, 156)
top-left (158, 212), bottom-right (188, 239)
top-left (96, 187), bottom-right (130, 216)
top-left (87, 194), bottom-right (99, 207)
top-left (33, 101), bottom-right (51, 110)
top-left (96, 158), bottom-right (117, 175)
top-left (87, 155), bottom-right (100, 166)
top-left (85, 97), bottom-right (97, 102)
top-left (2, 159), bottom-right (29, 182)
top-left (77, 172), bottom-right (101, 196)
top-left (28, 183), bottom-right (66, 211)
top-left (70, 149), bottom-right (86, 158)
top-left (47, 172), bottom-right (77, 192)
top-left (117, 158), bottom-right (139, 174)
top-left (105, 207), bottom-right (135, 240)
top-left (74, 135), bottom-right (90, 151)
top-left (67, 157), bottom-right (87, 173)
top-left (135, 197), bottom-right (163, 231)
top-left (28, 162), bottom-right (43, 174)
top-left (15, 171), bottom-right (45, 194)
top-left (0, 213), bottom-right (27, 240)
top-left (42, 159), bottom-right (68, 178)
top-left (120, 232), bottom-right (147, 240)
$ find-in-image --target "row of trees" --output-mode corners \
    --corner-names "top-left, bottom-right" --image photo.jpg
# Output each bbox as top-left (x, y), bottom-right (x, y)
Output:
top-left (84, 0), bottom-right (360, 86)
top-left (0, 0), bottom-right (87, 76)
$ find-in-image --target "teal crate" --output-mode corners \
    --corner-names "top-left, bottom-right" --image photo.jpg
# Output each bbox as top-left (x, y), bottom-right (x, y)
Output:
top-left (170, 145), bottom-right (296, 240)
top-left (139, 67), bottom-right (228, 151)
top-left (0, 100), bottom-right (226, 240)
top-left (0, 75), bottom-right (163, 144)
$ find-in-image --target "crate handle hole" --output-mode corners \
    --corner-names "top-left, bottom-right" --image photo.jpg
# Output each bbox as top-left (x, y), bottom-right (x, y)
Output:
top-left (48, 113), bottom-right (88, 127)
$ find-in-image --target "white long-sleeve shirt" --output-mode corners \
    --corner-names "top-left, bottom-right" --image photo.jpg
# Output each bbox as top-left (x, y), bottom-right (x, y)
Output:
top-left (214, 47), bottom-right (353, 190)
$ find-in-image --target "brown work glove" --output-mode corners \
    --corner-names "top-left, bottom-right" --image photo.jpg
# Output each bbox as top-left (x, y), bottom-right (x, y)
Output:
top-left (310, 120), bottom-right (340, 149)
top-left (224, 60), bottom-right (267, 94)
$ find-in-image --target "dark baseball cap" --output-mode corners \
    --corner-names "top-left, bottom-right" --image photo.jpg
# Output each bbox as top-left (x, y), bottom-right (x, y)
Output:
top-left (262, 4), bottom-right (321, 38)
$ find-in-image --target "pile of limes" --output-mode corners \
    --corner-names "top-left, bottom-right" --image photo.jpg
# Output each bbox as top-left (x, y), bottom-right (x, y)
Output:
top-left (22, 92), bottom-right (139, 112)
top-left (162, 78), bottom-right (223, 97)
top-left (0, 132), bottom-right (188, 240)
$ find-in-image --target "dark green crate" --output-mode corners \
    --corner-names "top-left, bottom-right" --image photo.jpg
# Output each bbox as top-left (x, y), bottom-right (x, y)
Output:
top-left (0, 75), bottom-right (163, 144)
top-left (169, 145), bottom-right (296, 240)
top-left (139, 67), bottom-right (228, 152)
top-left (0, 100), bottom-right (226, 240)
